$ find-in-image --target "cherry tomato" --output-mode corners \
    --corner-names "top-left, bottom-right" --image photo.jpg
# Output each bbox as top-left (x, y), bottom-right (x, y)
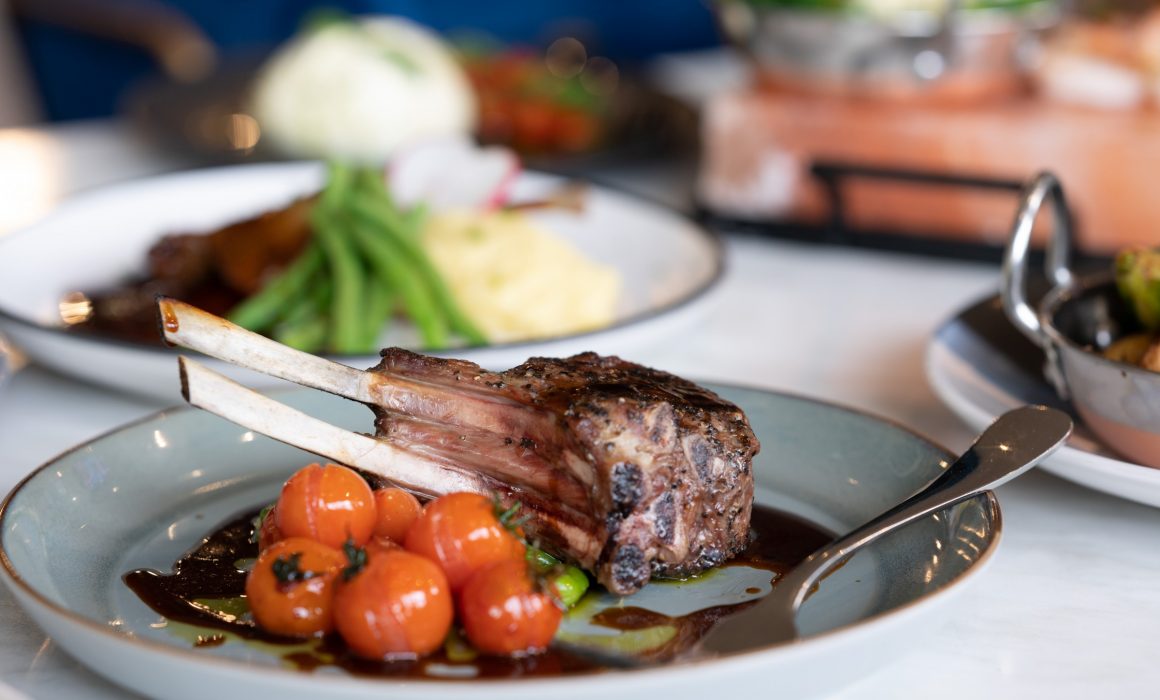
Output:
top-left (364, 534), bottom-right (402, 558)
top-left (458, 559), bottom-right (562, 655)
top-left (333, 548), bottom-right (453, 659)
top-left (372, 487), bottom-right (422, 543)
top-left (275, 463), bottom-right (376, 549)
top-left (403, 492), bottom-right (526, 590)
top-left (245, 537), bottom-right (345, 637)
top-left (256, 503), bottom-right (283, 551)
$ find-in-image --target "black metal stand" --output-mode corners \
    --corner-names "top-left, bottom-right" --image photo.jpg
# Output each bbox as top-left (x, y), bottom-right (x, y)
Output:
top-left (699, 160), bottom-right (1111, 269)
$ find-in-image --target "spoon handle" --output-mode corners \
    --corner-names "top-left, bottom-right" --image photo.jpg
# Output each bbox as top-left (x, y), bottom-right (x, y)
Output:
top-left (782, 404), bottom-right (1072, 613)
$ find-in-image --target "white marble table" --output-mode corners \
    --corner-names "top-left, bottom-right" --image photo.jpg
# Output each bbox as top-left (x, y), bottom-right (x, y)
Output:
top-left (1, 121), bottom-right (1158, 699)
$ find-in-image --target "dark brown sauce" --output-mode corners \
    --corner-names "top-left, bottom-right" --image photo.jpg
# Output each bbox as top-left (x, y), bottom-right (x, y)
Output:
top-left (730, 505), bottom-right (834, 574)
top-left (581, 508), bottom-right (833, 664)
top-left (587, 602), bottom-right (754, 663)
top-left (286, 635), bottom-right (602, 678)
top-left (124, 503), bottom-right (832, 678)
top-left (591, 606), bottom-right (670, 631)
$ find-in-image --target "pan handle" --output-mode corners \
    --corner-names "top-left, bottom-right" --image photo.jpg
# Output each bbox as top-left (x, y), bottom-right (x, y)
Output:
top-left (1000, 171), bottom-right (1076, 348)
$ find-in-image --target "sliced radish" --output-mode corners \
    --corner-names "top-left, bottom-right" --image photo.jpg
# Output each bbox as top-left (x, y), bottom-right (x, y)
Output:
top-left (387, 137), bottom-right (521, 212)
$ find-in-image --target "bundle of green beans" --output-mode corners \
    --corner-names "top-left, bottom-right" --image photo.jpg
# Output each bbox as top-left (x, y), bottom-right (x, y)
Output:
top-left (227, 163), bottom-right (485, 354)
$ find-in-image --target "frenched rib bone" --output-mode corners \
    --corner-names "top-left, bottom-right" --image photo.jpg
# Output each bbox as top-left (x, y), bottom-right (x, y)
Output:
top-left (162, 298), bottom-right (758, 595)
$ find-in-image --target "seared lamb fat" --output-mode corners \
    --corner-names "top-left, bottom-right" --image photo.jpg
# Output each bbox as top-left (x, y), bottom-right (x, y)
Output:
top-left (368, 349), bottom-right (758, 594)
top-left (159, 298), bottom-right (758, 595)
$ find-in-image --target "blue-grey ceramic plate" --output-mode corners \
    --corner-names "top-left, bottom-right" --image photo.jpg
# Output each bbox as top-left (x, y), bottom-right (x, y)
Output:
top-left (1, 385), bottom-right (998, 700)
top-left (926, 293), bottom-right (1160, 508)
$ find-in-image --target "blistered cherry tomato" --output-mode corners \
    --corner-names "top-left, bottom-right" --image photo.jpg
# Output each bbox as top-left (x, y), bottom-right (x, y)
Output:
top-left (364, 535), bottom-right (402, 558)
top-left (403, 492), bottom-right (526, 590)
top-left (275, 463), bottom-right (376, 549)
top-left (245, 537), bottom-right (345, 637)
top-left (256, 504), bottom-right (283, 551)
top-left (459, 559), bottom-right (562, 655)
top-left (333, 548), bottom-right (453, 659)
top-left (372, 487), bottom-right (422, 543)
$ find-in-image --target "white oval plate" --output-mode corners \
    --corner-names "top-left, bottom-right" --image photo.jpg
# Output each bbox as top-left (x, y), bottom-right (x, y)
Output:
top-left (0, 163), bottom-right (722, 401)
top-left (926, 293), bottom-right (1160, 508)
top-left (1, 384), bottom-right (998, 700)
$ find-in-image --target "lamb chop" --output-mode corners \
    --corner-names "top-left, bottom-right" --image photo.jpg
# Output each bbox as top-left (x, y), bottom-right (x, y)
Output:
top-left (159, 298), bottom-right (758, 595)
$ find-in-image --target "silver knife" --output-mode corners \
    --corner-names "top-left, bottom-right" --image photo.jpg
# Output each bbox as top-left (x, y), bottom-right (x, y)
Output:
top-left (696, 404), bottom-right (1072, 655)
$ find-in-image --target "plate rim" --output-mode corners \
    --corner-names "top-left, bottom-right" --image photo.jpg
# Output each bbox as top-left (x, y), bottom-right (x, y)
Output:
top-left (925, 294), bottom-right (1160, 500)
top-left (0, 160), bottom-right (726, 360)
top-left (0, 381), bottom-right (1001, 691)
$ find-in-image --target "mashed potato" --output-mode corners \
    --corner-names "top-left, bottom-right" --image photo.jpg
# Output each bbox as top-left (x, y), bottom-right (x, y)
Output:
top-left (251, 17), bottom-right (475, 161)
top-left (421, 211), bottom-right (621, 343)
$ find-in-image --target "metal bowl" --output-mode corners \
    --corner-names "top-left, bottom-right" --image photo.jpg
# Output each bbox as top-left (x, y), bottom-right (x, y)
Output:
top-left (716, 0), bottom-right (1060, 103)
top-left (1001, 173), bottom-right (1160, 469)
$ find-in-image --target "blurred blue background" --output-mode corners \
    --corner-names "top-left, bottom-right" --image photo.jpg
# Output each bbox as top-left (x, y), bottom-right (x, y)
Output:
top-left (11, 0), bottom-right (723, 122)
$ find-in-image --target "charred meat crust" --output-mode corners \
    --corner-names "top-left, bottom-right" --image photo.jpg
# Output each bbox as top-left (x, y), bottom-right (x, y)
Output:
top-left (366, 349), bottom-right (758, 596)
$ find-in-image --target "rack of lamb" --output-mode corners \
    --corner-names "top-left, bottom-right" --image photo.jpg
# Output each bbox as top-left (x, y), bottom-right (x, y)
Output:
top-left (159, 298), bottom-right (758, 595)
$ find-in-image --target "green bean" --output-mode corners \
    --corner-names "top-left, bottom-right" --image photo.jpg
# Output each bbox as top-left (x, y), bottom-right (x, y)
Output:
top-left (360, 274), bottom-right (395, 349)
top-left (527, 547), bottom-right (559, 570)
top-left (227, 160), bottom-right (484, 353)
top-left (345, 212), bottom-right (449, 348)
top-left (551, 565), bottom-right (591, 609)
top-left (227, 244), bottom-right (324, 332)
top-left (345, 167), bottom-right (406, 348)
top-left (348, 191), bottom-right (407, 241)
top-left (233, 161), bottom-right (351, 342)
top-left (311, 210), bottom-right (364, 352)
top-left (354, 166), bottom-right (392, 203)
top-left (311, 202), bottom-right (366, 354)
top-left (287, 264), bottom-right (331, 318)
top-left (527, 547), bottom-right (590, 608)
top-left (276, 315), bottom-right (329, 352)
top-left (349, 193), bottom-right (486, 344)
top-left (274, 272), bottom-right (331, 352)
top-left (322, 161), bottom-right (355, 205)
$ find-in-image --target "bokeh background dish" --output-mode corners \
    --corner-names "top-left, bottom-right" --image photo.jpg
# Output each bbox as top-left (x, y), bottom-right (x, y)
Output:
top-left (122, 53), bottom-right (698, 172)
top-left (0, 162), bottom-right (723, 401)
